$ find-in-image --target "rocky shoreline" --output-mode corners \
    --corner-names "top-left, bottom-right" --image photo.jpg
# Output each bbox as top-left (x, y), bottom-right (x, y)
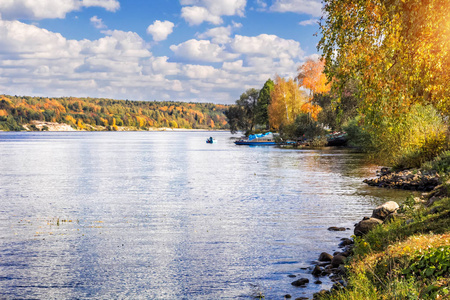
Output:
top-left (282, 200), bottom-right (401, 300)
top-left (363, 167), bottom-right (440, 191)
top-left (283, 165), bottom-right (443, 299)
top-left (281, 227), bottom-right (354, 300)
top-left (284, 164), bottom-right (449, 299)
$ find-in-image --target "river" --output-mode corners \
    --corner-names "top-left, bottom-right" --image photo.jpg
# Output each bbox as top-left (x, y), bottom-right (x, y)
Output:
top-left (0, 131), bottom-right (412, 299)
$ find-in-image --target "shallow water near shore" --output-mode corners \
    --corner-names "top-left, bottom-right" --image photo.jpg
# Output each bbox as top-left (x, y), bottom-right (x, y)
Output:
top-left (0, 131), bottom-right (412, 299)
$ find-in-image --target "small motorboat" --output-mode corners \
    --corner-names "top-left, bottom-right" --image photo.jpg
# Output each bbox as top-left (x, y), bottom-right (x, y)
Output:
top-left (206, 137), bottom-right (217, 144)
top-left (234, 132), bottom-right (277, 146)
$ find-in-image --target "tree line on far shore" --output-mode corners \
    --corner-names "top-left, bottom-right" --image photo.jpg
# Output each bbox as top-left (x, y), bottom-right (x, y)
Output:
top-left (0, 95), bottom-right (229, 131)
top-left (226, 0), bottom-right (450, 169)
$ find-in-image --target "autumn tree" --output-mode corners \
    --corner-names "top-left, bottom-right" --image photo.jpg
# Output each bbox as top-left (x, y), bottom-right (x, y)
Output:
top-left (295, 58), bottom-right (330, 121)
top-left (268, 76), bottom-right (308, 130)
top-left (319, 0), bottom-right (450, 116)
top-left (319, 0), bottom-right (450, 166)
top-left (297, 58), bottom-right (331, 98)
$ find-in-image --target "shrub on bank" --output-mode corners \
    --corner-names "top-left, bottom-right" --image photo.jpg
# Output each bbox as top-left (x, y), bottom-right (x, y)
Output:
top-left (422, 150), bottom-right (450, 175)
top-left (318, 193), bottom-right (450, 300)
top-left (344, 105), bottom-right (449, 169)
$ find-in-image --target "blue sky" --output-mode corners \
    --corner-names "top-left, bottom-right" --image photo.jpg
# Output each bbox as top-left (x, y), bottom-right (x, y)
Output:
top-left (0, 0), bottom-right (323, 104)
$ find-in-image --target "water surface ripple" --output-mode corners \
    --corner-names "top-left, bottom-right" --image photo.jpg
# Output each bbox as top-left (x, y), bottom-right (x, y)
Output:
top-left (0, 131), bottom-right (411, 299)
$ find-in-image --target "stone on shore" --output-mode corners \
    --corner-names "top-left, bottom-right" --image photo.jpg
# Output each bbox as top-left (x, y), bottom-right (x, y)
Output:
top-left (291, 278), bottom-right (309, 287)
top-left (338, 238), bottom-right (353, 248)
top-left (318, 252), bottom-right (333, 262)
top-left (354, 218), bottom-right (383, 236)
top-left (331, 255), bottom-right (346, 268)
top-left (363, 169), bottom-right (440, 191)
top-left (312, 265), bottom-right (323, 276)
top-left (372, 201), bottom-right (399, 220)
top-left (327, 226), bottom-right (346, 231)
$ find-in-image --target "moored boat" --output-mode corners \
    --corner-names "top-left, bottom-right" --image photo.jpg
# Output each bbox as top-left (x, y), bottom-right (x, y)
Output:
top-left (326, 132), bottom-right (348, 146)
top-left (234, 132), bottom-right (277, 146)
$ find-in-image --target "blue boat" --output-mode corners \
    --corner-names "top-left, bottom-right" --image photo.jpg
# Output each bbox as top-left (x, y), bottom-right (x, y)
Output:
top-left (234, 132), bottom-right (277, 146)
top-left (206, 137), bottom-right (217, 144)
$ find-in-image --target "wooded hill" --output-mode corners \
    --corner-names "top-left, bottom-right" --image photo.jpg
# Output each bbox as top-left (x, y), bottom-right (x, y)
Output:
top-left (0, 95), bottom-right (229, 131)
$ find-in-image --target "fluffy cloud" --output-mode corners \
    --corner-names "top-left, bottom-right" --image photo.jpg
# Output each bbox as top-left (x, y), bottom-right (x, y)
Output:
top-left (0, 0), bottom-right (120, 20)
top-left (147, 20), bottom-right (175, 42)
top-left (0, 10), bottom-right (310, 104)
top-left (90, 15), bottom-right (106, 29)
top-left (182, 64), bottom-right (219, 79)
top-left (197, 22), bottom-right (242, 44)
top-left (231, 34), bottom-right (304, 59)
top-left (181, 6), bottom-right (222, 26)
top-left (0, 19), bottom-right (159, 99)
top-left (146, 56), bottom-right (180, 76)
top-left (170, 39), bottom-right (239, 62)
top-left (181, 0), bottom-right (246, 25)
top-left (270, 0), bottom-right (322, 17)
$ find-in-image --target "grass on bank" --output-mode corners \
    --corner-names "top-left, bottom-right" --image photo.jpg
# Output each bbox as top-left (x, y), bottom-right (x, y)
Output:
top-left (319, 189), bottom-right (450, 300)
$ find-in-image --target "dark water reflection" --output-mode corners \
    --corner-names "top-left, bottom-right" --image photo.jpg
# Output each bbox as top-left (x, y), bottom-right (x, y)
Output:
top-left (0, 131), bottom-right (411, 299)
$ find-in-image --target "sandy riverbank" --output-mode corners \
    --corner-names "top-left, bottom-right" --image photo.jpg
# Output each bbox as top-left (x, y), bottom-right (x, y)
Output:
top-left (19, 121), bottom-right (224, 132)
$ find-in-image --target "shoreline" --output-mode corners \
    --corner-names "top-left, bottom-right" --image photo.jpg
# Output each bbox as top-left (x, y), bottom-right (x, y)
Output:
top-left (304, 168), bottom-right (450, 299)
top-left (4, 120), bottom-right (228, 132)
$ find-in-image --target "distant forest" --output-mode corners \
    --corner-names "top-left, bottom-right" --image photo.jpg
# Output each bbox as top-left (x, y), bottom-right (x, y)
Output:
top-left (0, 95), bottom-right (229, 131)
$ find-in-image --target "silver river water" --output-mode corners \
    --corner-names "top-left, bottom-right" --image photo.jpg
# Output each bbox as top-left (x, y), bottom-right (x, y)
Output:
top-left (0, 131), bottom-right (412, 299)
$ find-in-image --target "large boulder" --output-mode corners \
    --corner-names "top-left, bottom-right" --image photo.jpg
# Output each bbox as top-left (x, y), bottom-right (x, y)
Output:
top-left (291, 278), bottom-right (309, 287)
top-left (318, 252), bottom-right (333, 262)
top-left (371, 201), bottom-right (399, 221)
top-left (354, 218), bottom-right (383, 236)
top-left (331, 255), bottom-right (346, 268)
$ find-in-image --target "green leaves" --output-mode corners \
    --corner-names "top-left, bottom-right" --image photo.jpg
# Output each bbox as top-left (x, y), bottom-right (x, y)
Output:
top-left (404, 246), bottom-right (450, 279)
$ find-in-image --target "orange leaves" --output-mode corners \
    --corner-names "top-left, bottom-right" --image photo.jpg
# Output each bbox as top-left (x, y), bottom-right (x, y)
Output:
top-left (301, 102), bottom-right (322, 121)
top-left (297, 58), bottom-right (331, 97)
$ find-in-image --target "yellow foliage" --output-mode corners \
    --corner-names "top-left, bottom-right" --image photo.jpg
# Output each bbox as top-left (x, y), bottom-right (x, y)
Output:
top-left (268, 75), bottom-right (308, 130)
top-left (77, 119), bottom-right (84, 129)
top-left (301, 102), bottom-right (322, 121)
top-left (65, 115), bottom-right (76, 124)
top-left (0, 109), bottom-right (7, 117)
top-left (100, 117), bottom-right (108, 127)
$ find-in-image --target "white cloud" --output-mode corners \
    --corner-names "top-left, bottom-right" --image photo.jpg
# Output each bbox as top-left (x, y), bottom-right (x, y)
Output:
top-left (82, 0), bottom-right (120, 11)
top-left (270, 0), bottom-right (322, 17)
top-left (299, 18), bottom-right (319, 26)
top-left (196, 22), bottom-right (241, 44)
top-left (182, 64), bottom-right (219, 79)
top-left (170, 39), bottom-right (239, 62)
top-left (0, 0), bottom-right (120, 20)
top-left (0, 19), bottom-right (160, 100)
top-left (231, 34), bottom-right (304, 59)
top-left (90, 15), bottom-right (106, 29)
top-left (146, 20), bottom-right (175, 42)
top-left (181, 6), bottom-right (222, 26)
top-left (181, 0), bottom-right (246, 25)
top-left (0, 12), bottom-right (311, 104)
top-left (146, 56), bottom-right (180, 76)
